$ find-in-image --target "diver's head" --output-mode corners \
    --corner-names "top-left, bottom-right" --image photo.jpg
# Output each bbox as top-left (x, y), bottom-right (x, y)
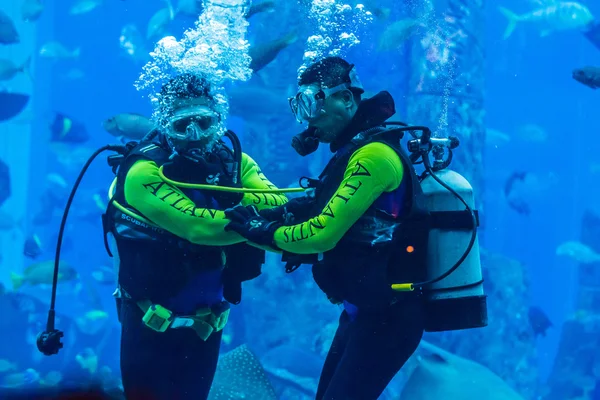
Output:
top-left (157, 73), bottom-right (222, 155)
top-left (289, 57), bottom-right (364, 143)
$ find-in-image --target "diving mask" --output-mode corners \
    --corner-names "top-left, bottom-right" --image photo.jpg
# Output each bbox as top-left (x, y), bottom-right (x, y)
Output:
top-left (166, 106), bottom-right (220, 143)
top-left (288, 65), bottom-right (364, 123)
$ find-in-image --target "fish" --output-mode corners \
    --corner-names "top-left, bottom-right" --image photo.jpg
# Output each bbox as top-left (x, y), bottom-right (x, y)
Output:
top-left (75, 348), bottom-right (98, 374)
top-left (504, 170), bottom-right (558, 215)
top-left (40, 371), bottom-right (63, 387)
top-left (21, 0), bottom-right (44, 22)
top-left (0, 368), bottom-right (40, 389)
top-left (572, 66), bottom-right (600, 89)
top-left (103, 113), bottom-right (155, 141)
top-left (75, 310), bottom-right (109, 335)
top-left (249, 32), bottom-right (298, 73)
top-left (556, 241), bottom-right (600, 264)
top-left (485, 128), bottom-right (511, 148)
top-left (23, 234), bottom-right (43, 259)
top-left (39, 42), bottom-right (81, 59)
top-left (0, 360), bottom-right (17, 373)
top-left (47, 173), bottom-right (68, 188)
top-left (146, 0), bottom-right (176, 40)
top-left (0, 158), bottom-right (10, 207)
top-left (515, 123), bottom-right (548, 142)
top-left (208, 344), bottom-right (277, 400)
top-left (0, 57), bottom-right (31, 81)
top-left (504, 171), bottom-right (531, 215)
top-left (528, 306), bottom-right (552, 337)
top-left (378, 19), bottom-right (421, 51)
top-left (0, 11), bottom-right (19, 44)
top-left (0, 92), bottom-right (30, 121)
top-left (399, 341), bottom-right (525, 399)
top-left (50, 113), bottom-right (90, 144)
top-left (498, 2), bottom-right (594, 39)
top-left (10, 260), bottom-right (78, 290)
top-left (119, 24), bottom-right (150, 64)
top-left (245, 0), bottom-right (276, 19)
top-left (70, 0), bottom-right (103, 15)
top-left (91, 266), bottom-right (117, 285)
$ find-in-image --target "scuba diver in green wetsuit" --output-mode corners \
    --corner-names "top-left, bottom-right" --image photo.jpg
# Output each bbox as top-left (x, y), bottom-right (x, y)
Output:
top-left (225, 57), bottom-right (487, 400)
top-left (225, 57), bottom-right (426, 400)
top-left (103, 73), bottom-right (287, 400)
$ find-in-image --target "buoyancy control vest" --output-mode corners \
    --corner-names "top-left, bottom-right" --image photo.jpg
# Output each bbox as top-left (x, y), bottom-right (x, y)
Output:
top-left (103, 140), bottom-right (264, 308)
top-left (310, 126), bottom-right (430, 309)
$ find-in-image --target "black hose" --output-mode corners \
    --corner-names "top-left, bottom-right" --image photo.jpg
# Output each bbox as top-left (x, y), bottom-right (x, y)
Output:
top-left (45, 145), bottom-right (126, 335)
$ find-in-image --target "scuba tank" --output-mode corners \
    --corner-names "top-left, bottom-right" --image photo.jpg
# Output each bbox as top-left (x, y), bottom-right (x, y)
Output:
top-left (420, 169), bottom-right (486, 332)
top-left (390, 124), bottom-right (487, 332)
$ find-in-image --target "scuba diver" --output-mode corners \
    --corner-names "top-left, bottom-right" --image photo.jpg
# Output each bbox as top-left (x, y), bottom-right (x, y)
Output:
top-left (104, 73), bottom-right (287, 400)
top-left (225, 56), bottom-right (487, 399)
top-left (225, 57), bottom-right (427, 400)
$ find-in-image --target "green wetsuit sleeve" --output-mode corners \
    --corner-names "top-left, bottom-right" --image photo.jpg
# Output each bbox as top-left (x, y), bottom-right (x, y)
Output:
top-left (239, 153), bottom-right (288, 210)
top-left (124, 159), bottom-right (245, 246)
top-left (272, 142), bottom-right (403, 254)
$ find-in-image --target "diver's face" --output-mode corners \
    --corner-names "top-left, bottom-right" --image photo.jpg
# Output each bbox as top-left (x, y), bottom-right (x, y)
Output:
top-left (308, 89), bottom-right (357, 143)
top-left (167, 97), bottom-right (221, 152)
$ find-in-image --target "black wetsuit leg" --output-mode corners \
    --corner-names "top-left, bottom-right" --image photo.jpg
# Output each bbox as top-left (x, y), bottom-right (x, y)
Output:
top-left (119, 300), bottom-right (222, 400)
top-left (315, 301), bottom-right (424, 400)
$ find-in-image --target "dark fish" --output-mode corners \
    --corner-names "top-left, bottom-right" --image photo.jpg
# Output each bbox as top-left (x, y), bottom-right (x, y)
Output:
top-left (504, 171), bottom-right (530, 215)
top-left (0, 158), bottom-right (10, 207)
top-left (245, 0), bottom-right (275, 19)
top-left (208, 344), bottom-right (277, 400)
top-left (249, 31), bottom-right (298, 73)
top-left (0, 11), bottom-right (19, 45)
top-left (0, 92), bottom-right (29, 121)
top-left (50, 113), bottom-right (89, 144)
top-left (572, 66), bottom-right (600, 89)
top-left (23, 235), bottom-right (42, 259)
top-left (528, 306), bottom-right (552, 337)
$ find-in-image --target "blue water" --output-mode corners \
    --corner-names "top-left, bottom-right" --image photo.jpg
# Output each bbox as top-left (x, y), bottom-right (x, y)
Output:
top-left (1, 0), bottom-right (599, 398)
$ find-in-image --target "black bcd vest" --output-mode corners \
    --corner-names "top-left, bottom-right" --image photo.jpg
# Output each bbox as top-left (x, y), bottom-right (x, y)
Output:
top-left (310, 126), bottom-right (431, 309)
top-left (103, 140), bottom-right (264, 305)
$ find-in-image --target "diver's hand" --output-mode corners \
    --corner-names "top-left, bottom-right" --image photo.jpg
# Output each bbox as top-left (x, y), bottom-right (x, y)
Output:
top-left (225, 205), bottom-right (281, 248)
top-left (259, 195), bottom-right (316, 224)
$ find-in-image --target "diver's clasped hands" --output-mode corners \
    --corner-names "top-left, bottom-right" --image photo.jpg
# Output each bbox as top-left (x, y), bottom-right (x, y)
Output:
top-left (225, 205), bottom-right (281, 248)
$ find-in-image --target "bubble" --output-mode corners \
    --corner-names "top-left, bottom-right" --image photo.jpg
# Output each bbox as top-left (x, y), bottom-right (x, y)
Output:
top-left (135, 0), bottom-right (252, 134)
top-left (298, 0), bottom-right (373, 81)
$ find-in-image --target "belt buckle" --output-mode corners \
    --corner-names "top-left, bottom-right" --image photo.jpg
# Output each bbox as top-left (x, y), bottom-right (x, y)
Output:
top-left (142, 304), bottom-right (174, 332)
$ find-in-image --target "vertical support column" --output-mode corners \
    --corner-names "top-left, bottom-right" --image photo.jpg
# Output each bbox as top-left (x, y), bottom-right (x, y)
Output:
top-left (406, 0), bottom-right (485, 211)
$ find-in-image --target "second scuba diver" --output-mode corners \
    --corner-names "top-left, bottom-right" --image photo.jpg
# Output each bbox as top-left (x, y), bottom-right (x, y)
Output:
top-left (103, 73), bottom-right (287, 400)
top-left (225, 57), bottom-right (428, 400)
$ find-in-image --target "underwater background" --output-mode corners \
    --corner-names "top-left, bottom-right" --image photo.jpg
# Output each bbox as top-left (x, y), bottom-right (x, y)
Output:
top-left (0, 0), bottom-right (599, 398)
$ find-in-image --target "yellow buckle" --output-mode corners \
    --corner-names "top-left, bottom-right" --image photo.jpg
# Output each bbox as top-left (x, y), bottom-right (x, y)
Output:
top-left (142, 304), bottom-right (173, 332)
